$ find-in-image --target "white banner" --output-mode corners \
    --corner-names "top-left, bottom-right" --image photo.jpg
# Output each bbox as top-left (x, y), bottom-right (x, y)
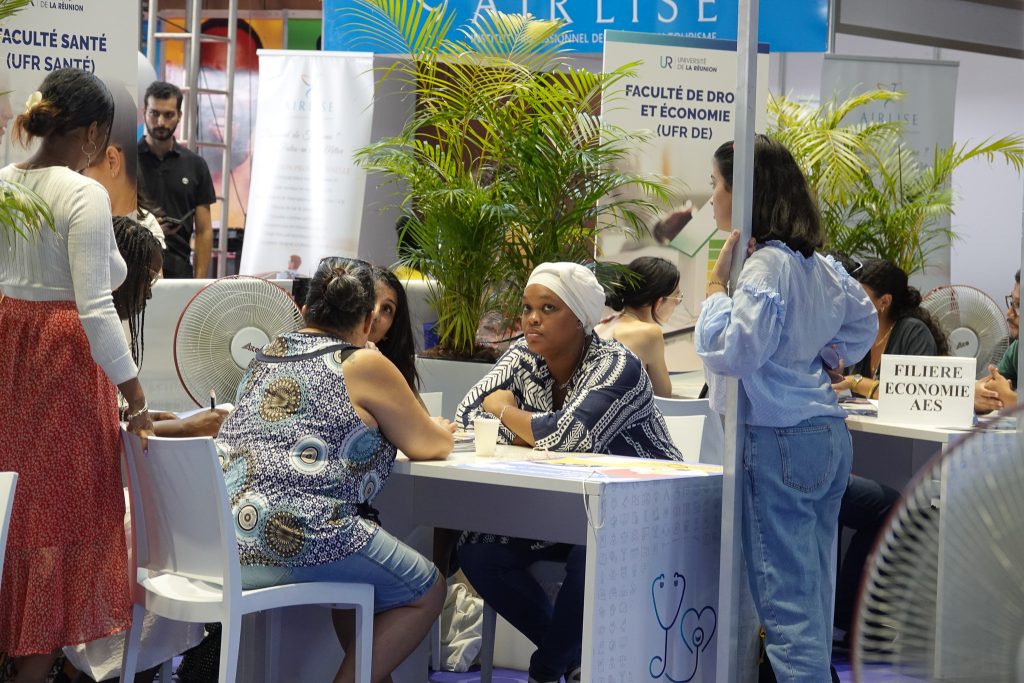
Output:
top-left (600, 32), bottom-right (769, 333)
top-left (821, 55), bottom-right (959, 294)
top-left (241, 50), bottom-right (375, 277)
top-left (0, 0), bottom-right (138, 163)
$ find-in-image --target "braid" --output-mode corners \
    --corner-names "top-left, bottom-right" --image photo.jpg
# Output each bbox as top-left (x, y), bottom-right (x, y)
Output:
top-left (112, 216), bottom-right (161, 369)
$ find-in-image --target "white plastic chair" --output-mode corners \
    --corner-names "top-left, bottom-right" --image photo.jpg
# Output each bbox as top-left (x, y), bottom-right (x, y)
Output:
top-left (662, 415), bottom-right (707, 463)
top-left (654, 397), bottom-right (725, 464)
top-left (0, 472), bottom-right (17, 594)
top-left (119, 432), bottom-right (375, 683)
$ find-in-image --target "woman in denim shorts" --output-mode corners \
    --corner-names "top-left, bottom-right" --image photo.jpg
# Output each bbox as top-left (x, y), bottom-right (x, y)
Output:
top-left (217, 257), bottom-right (455, 682)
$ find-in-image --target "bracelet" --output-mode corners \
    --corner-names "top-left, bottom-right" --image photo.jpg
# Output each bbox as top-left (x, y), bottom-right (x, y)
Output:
top-left (498, 405), bottom-right (512, 424)
top-left (707, 279), bottom-right (727, 289)
top-left (125, 401), bottom-right (149, 423)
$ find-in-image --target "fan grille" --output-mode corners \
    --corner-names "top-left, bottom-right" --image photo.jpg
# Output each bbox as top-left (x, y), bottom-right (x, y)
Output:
top-left (921, 285), bottom-right (1010, 379)
top-left (854, 406), bottom-right (1024, 682)
top-left (174, 276), bottom-right (303, 406)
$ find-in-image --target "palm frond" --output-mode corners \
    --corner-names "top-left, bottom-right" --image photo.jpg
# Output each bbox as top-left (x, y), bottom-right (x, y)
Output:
top-left (0, 179), bottom-right (54, 241)
top-left (0, 0), bottom-right (32, 23)
top-left (770, 88), bottom-right (1023, 276)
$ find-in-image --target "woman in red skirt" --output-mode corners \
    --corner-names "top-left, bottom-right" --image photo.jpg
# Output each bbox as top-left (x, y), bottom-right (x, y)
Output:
top-left (0, 69), bottom-right (154, 682)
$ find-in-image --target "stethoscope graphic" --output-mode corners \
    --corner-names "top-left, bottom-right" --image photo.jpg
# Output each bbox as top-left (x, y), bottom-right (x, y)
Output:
top-left (650, 572), bottom-right (686, 680)
top-left (649, 572), bottom-right (718, 682)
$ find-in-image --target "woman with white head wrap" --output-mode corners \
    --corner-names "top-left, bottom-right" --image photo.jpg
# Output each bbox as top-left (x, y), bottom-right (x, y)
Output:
top-left (454, 262), bottom-right (680, 683)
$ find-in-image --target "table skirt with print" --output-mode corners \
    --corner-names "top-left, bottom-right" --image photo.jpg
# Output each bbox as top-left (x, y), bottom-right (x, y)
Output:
top-left (0, 297), bottom-right (130, 656)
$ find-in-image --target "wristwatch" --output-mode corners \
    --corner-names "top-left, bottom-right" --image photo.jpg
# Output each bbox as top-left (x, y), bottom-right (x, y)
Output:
top-left (851, 374), bottom-right (863, 390)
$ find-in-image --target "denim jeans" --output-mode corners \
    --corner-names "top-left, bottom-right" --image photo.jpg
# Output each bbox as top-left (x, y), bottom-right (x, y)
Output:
top-left (240, 522), bottom-right (440, 613)
top-left (457, 540), bottom-right (583, 681)
top-left (742, 416), bottom-right (852, 682)
top-left (835, 475), bottom-right (899, 632)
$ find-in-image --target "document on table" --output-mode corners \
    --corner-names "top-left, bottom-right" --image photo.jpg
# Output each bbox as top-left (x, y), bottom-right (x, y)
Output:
top-left (451, 452), bottom-right (720, 481)
top-left (176, 403), bottom-right (235, 418)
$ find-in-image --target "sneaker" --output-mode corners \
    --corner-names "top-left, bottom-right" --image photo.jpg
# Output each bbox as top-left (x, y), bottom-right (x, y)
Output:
top-left (566, 665), bottom-right (582, 682)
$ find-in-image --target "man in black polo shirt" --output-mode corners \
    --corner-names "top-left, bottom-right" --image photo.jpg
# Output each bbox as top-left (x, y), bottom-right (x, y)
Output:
top-left (138, 81), bottom-right (216, 278)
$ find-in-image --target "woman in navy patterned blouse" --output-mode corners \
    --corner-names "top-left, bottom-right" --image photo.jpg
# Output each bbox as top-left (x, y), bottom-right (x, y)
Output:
top-left (454, 262), bottom-right (680, 683)
top-left (216, 257), bottom-right (454, 683)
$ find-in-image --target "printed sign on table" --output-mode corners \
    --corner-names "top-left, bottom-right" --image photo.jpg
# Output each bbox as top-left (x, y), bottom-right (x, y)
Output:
top-left (877, 354), bottom-right (976, 427)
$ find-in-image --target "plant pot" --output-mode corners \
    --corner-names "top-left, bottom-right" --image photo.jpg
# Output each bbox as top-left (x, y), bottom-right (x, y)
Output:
top-left (416, 356), bottom-right (493, 420)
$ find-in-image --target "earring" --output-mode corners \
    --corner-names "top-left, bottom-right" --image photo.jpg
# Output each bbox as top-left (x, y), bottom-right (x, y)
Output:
top-left (82, 139), bottom-right (98, 167)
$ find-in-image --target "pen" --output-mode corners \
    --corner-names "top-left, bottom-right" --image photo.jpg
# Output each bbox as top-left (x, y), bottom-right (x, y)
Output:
top-left (210, 389), bottom-right (216, 412)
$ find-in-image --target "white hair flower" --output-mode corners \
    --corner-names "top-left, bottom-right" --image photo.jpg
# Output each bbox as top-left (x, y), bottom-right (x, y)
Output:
top-left (23, 91), bottom-right (43, 113)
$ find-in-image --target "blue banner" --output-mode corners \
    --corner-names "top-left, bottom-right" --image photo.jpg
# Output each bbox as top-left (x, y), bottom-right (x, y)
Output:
top-left (324, 0), bottom-right (828, 54)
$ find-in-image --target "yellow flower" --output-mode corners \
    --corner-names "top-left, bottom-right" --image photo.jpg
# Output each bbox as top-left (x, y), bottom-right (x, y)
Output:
top-left (23, 91), bottom-right (42, 113)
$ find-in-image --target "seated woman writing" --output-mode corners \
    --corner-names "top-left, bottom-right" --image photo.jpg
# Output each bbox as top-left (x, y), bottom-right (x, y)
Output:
top-left (216, 257), bottom-right (453, 683)
top-left (454, 261), bottom-right (680, 683)
top-left (833, 257), bottom-right (948, 398)
top-left (594, 256), bottom-right (682, 398)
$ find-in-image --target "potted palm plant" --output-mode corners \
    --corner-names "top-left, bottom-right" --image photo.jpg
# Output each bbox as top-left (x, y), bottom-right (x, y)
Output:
top-left (1, 0), bottom-right (53, 240)
top-left (345, 0), bottom-right (671, 362)
top-left (768, 89), bottom-right (1024, 276)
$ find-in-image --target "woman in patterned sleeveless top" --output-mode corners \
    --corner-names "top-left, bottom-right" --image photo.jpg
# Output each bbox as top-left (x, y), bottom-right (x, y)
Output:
top-left (217, 257), bottom-right (454, 683)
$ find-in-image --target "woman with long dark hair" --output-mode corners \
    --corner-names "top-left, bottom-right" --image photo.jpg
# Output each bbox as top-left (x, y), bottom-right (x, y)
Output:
top-left (595, 256), bottom-right (682, 397)
top-left (834, 258), bottom-right (949, 398)
top-left (695, 135), bottom-right (877, 681)
top-left (0, 68), bottom-right (153, 682)
top-left (368, 265), bottom-right (419, 392)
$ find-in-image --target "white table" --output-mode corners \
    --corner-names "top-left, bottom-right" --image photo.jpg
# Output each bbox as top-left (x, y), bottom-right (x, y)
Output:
top-left (843, 412), bottom-right (970, 491)
top-left (248, 446), bottom-right (759, 683)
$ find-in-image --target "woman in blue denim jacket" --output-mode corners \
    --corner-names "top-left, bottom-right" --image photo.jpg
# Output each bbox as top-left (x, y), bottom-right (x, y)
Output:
top-left (696, 135), bottom-right (877, 682)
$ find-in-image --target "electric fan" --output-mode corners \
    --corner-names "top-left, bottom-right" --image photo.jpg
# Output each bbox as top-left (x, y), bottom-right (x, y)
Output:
top-left (922, 285), bottom-right (1010, 380)
top-left (853, 405), bottom-right (1024, 682)
top-left (173, 276), bottom-right (303, 406)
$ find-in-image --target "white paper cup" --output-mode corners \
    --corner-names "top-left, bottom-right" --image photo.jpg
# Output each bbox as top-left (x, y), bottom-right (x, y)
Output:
top-left (474, 417), bottom-right (501, 456)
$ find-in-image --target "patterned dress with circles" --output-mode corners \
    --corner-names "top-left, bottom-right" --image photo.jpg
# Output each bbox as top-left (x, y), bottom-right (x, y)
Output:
top-left (216, 332), bottom-right (397, 567)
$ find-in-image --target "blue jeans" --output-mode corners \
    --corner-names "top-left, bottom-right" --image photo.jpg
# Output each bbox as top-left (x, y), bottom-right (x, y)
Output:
top-left (742, 416), bottom-right (852, 683)
top-left (458, 540), bottom-right (584, 681)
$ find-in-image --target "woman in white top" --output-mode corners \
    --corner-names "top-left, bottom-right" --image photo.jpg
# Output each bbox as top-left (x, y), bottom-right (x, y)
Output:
top-left (594, 256), bottom-right (682, 397)
top-left (0, 68), bottom-right (153, 683)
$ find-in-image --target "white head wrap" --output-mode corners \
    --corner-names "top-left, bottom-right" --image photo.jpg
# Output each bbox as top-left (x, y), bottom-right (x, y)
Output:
top-left (526, 262), bottom-right (605, 332)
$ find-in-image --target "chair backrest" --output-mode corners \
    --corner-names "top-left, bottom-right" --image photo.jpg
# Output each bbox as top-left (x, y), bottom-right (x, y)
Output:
top-left (654, 396), bottom-right (711, 417)
top-left (654, 397), bottom-right (724, 465)
top-left (662, 415), bottom-right (706, 463)
top-left (122, 431), bottom-right (239, 589)
top-left (0, 472), bottom-right (17, 589)
top-left (421, 392), bottom-right (443, 417)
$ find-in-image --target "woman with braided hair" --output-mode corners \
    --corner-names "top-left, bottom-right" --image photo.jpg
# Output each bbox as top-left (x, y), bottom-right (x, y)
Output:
top-left (110, 216), bottom-right (228, 438)
top-left (112, 215), bottom-right (162, 370)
